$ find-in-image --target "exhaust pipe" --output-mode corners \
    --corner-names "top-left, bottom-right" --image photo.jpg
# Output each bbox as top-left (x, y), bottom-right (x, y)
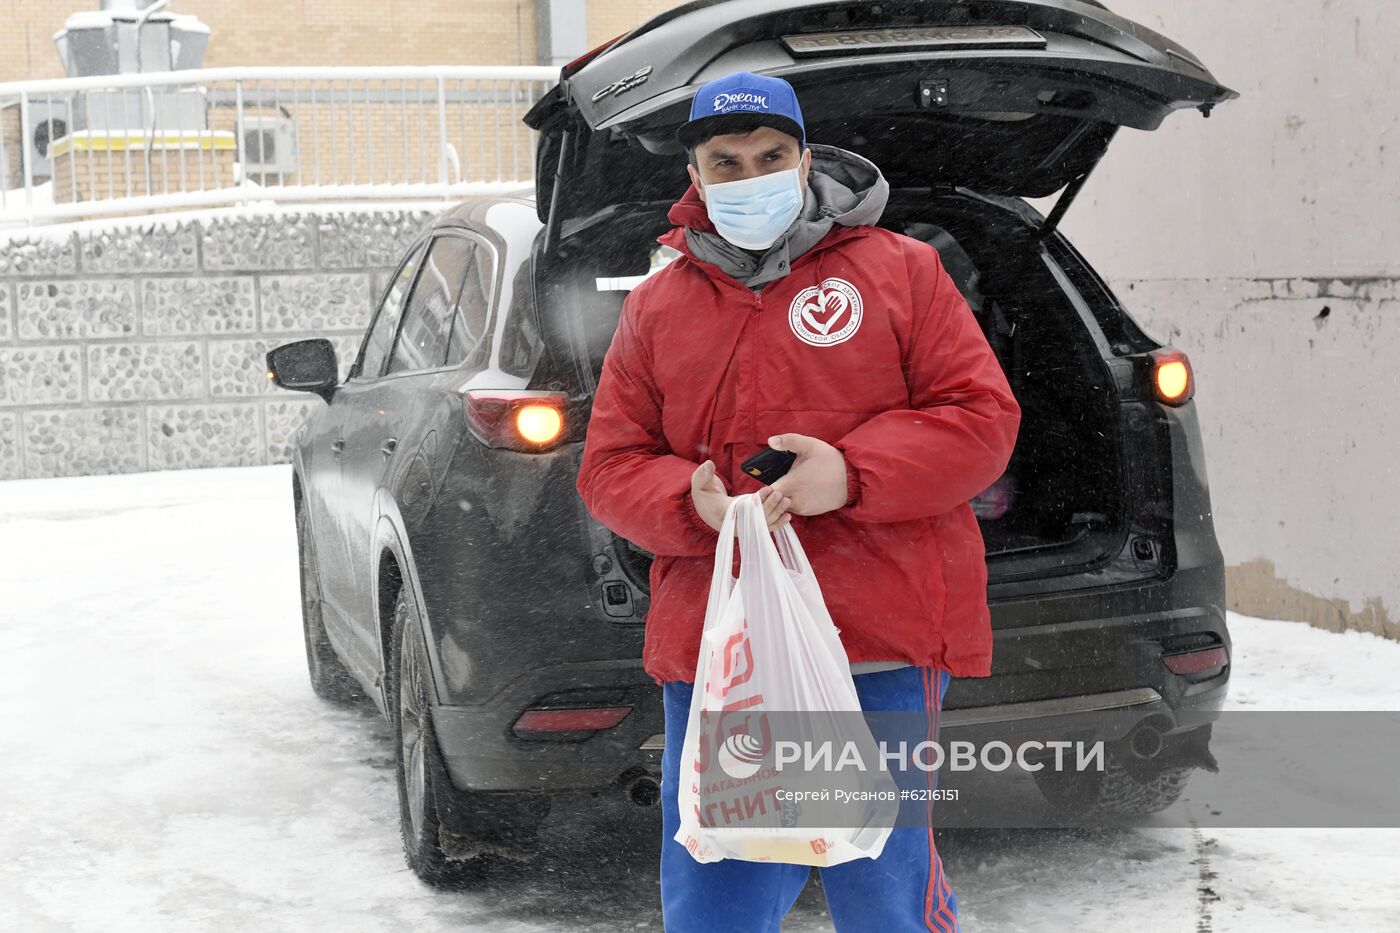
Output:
top-left (625, 774), bottom-right (662, 807)
top-left (1127, 722), bottom-right (1164, 759)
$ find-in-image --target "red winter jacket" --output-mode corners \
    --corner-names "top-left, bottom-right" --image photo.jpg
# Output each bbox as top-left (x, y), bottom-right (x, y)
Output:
top-left (576, 187), bottom-right (1022, 685)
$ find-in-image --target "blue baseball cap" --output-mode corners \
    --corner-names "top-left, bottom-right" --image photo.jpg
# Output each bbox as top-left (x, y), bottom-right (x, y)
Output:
top-left (676, 71), bottom-right (806, 151)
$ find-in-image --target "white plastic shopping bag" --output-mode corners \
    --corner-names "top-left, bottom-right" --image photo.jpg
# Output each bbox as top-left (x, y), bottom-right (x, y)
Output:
top-left (674, 493), bottom-right (899, 867)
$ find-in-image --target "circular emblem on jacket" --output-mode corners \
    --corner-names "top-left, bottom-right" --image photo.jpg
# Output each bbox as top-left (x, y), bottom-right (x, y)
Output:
top-left (789, 277), bottom-right (863, 347)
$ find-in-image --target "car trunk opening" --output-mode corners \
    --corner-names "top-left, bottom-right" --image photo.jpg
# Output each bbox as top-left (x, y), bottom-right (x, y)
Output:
top-left (543, 190), bottom-right (1142, 589)
top-left (528, 0), bottom-right (1232, 597)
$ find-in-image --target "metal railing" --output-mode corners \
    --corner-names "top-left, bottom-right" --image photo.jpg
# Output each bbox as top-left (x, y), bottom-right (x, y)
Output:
top-left (0, 66), bottom-right (558, 225)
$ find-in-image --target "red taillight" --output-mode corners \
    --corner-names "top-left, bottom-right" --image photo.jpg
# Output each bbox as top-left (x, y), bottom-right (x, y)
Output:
top-left (1162, 645), bottom-right (1229, 675)
top-left (464, 390), bottom-right (567, 451)
top-left (1151, 349), bottom-right (1195, 406)
top-left (512, 706), bottom-right (632, 736)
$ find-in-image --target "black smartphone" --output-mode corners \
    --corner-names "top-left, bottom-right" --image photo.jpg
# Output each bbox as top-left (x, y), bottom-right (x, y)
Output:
top-left (740, 448), bottom-right (797, 485)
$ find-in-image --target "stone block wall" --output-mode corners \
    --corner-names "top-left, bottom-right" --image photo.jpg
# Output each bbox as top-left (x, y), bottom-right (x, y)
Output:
top-left (0, 206), bottom-right (436, 480)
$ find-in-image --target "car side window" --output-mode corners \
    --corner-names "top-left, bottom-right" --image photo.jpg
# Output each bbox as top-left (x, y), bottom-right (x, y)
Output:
top-left (444, 236), bottom-right (496, 369)
top-left (357, 237), bottom-right (428, 380)
top-left (387, 234), bottom-right (476, 375)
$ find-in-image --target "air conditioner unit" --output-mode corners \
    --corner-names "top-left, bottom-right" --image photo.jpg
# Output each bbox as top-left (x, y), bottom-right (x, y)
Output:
top-left (2, 99), bottom-right (74, 186)
top-left (238, 114), bottom-right (297, 184)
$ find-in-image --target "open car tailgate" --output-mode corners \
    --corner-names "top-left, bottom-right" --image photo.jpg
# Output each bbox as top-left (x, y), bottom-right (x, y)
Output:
top-left (524, 0), bottom-right (1237, 230)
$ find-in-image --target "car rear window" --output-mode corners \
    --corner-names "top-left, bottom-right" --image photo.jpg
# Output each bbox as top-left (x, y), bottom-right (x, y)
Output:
top-left (1043, 237), bottom-right (1157, 355)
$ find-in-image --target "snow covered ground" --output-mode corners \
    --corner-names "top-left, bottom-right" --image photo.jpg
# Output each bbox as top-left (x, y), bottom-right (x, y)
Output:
top-left (1, 463), bottom-right (1396, 932)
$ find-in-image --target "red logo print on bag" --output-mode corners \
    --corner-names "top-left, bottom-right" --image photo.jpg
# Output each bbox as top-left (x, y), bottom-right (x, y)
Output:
top-left (703, 623), bottom-right (756, 698)
top-left (695, 619), bottom-right (766, 780)
top-left (721, 628), bottom-right (754, 689)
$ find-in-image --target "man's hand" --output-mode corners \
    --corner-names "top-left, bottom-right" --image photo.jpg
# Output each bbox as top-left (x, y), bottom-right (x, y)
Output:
top-left (691, 460), bottom-right (792, 533)
top-left (766, 434), bottom-right (850, 517)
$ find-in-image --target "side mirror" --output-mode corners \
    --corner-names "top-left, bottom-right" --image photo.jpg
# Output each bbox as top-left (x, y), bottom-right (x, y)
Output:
top-left (267, 339), bottom-right (339, 403)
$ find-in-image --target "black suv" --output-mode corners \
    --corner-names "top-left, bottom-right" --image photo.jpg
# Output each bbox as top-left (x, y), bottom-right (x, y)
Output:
top-left (269, 0), bottom-right (1237, 886)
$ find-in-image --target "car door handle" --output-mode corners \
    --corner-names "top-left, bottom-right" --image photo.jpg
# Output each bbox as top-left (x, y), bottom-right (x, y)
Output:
top-left (330, 438), bottom-right (345, 456)
top-left (380, 437), bottom-right (398, 458)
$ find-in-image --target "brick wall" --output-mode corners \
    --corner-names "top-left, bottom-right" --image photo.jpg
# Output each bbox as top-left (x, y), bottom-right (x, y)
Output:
top-left (0, 206), bottom-right (436, 479)
top-left (51, 141), bottom-right (238, 204)
top-left (586, 0), bottom-right (684, 48)
top-left (207, 91), bottom-right (541, 189)
top-left (1, 104), bottom-right (22, 189)
top-left (0, 1), bottom-right (689, 81)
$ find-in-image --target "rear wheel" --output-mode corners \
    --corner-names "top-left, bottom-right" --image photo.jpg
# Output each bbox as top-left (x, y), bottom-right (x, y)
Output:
top-left (389, 588), bottom-right (550, 886)
top-left (1033, 751), bottom-right (1193, 817)
top-left (296, 500), bottom-right (363, 705)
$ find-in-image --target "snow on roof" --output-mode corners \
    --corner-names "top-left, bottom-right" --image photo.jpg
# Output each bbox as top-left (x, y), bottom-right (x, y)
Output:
top-left (59, 10), bottom-right (205, 31)
top-left (61, 11), bottom-right (116, 31)
top-left (170, 14), bottom-right (211, 35)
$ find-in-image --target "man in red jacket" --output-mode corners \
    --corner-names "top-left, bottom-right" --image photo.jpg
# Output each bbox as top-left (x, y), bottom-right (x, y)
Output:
top-left (576, 72), bottom-right (1020, 933)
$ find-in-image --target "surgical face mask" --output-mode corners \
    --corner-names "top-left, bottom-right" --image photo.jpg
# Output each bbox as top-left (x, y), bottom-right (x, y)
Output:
top-left (701, 167), bottom-right (804, 251)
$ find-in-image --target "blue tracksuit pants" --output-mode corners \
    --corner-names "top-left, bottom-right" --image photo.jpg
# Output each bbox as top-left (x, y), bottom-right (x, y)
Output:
top-left (660, 665), bottom-right (959, 932)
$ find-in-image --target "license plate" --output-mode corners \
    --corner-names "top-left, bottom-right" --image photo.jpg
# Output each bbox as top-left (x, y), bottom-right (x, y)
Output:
top-left (782, 25), bottom-right (1046, 56)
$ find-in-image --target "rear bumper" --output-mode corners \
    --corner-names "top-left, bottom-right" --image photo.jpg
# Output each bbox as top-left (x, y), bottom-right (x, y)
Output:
top-left (940, 675), bottom-right (1227, 754)
top-left (635, 677), bottom-right (1226, 747)
top-left (431, 660), bottom-right (663, 793)
top-left (431, 603), bottom-right (1229, 794)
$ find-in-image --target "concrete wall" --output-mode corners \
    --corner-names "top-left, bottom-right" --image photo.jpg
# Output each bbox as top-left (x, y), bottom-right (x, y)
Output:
top-left (1050, 1), bottom-right (1400, 637)
top-left (0, 206), bottom-right (433, 479)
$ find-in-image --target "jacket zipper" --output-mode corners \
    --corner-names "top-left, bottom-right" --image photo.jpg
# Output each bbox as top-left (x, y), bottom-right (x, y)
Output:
top-left (750, 292), bottom-right (761, 454)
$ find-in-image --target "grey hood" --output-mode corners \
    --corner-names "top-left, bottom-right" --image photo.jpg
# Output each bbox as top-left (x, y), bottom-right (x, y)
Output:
top-left (683, 144), bottom-right (890, 291)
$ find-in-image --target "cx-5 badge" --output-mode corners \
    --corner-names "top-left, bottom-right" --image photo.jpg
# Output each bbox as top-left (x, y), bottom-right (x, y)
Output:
top-left (591, 66), bottom-right (653, 103)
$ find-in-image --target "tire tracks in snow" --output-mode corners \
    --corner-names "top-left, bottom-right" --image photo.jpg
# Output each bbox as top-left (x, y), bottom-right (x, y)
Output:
top-left (1190, 817), bottom-right (1221, 932)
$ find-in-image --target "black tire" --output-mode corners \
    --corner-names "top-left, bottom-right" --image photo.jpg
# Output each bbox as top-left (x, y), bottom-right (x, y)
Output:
top-left (295, 500), bottom-right (364, 705)
top-left (1033, 751), bottom-right (1194, 817)
top-left (389, 587), bottom-right (508, 888)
